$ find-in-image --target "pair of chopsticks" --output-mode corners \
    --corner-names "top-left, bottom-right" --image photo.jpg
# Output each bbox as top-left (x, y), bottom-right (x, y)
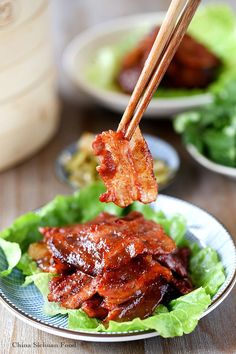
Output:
top-left (117, 0), bottom-right (201, 140)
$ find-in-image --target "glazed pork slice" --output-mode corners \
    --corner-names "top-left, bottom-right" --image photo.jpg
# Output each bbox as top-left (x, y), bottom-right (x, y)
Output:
top-left (156, 247), bottom-right (193, 296)
top-left (155, 248), bottom-right (190, 278)
top-left (97, 256), bottom-right (172, 309)
top-left (81, 294), bottom-right (108, 320)
top-left (47, 255), bottom-right (173, 320)
top-left (48, 270), bottom-right (98, 309)
top-left (40, 212), bottom-right (176, 276)
top-left (92, 127), bottom-right (157, 208)
top-left (36, 210), bottom-right (194, 322)
top-left (105, 277), bottom-right (169, 322)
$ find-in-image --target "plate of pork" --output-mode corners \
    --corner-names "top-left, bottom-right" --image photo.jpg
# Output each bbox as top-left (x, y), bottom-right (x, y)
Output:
top-left (63, 6), bottom-right (236, 116)
top-left (0, 183), bottom-right (235, 341)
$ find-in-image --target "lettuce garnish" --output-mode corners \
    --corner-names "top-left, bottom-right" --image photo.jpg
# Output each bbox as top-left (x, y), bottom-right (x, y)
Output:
top-left (174, 81), bottom-right (236, 167)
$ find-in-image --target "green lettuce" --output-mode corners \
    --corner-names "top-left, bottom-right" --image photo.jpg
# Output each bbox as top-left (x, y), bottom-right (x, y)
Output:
top-left (189, 246), bottom-right (225, 296)
top-left (0, 238), bottom-right (21, 276)
top-left (75, 182), bottom-right (123, 222)
top-left (86, 5), bottom-right (236, 98)
top-left (174, 81), bottom-right (236, 167)
top-left (17, 253), bottom-right (39, 276)
top-left (0, 182), bottom-right (225, 337)
top-left (86, 31), bottom-right (143, 91)
top-left (189, 5), bottom-right (236, 65)
top-left (0, 213), bottom-right (41, 252)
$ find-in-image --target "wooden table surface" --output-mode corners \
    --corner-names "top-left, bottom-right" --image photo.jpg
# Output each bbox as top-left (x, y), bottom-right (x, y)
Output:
top-left (0, 102), bottom-right (236, 354)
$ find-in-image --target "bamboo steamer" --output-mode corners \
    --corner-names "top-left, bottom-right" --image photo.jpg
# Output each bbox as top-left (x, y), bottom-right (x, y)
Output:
top-left (0, 72), bottom-right (59, 171)
top-left (0, 0), bottom-right (48, 70)
top-left (0, 0), bottom-right (60, 171)
top-left (0, 41), bottom-right (53, 102)
top-left (0, 0), bottom-right (47, 30)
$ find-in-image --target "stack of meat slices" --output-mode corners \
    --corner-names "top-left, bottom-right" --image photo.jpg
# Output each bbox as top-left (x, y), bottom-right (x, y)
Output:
top-left (118, 26), bottom-right (221, 94)
top-left (28, 211), bottom-right (193, 323)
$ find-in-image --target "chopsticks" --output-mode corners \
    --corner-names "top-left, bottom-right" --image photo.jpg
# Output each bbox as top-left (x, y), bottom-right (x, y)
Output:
top-left (117, 0), bottom-right (201, 140)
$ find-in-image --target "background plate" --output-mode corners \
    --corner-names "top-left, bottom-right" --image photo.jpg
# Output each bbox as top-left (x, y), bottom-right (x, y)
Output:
top-left (62, 12), bottom-right (213, 118)
top-left (187, 144), bottom-right (236, 179)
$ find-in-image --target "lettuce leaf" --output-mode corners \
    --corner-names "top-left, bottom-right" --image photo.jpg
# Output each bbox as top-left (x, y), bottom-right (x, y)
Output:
top-left (75, 182), bottom-right (123, 222)
top-left (189, 5), bottom-right (236, 65)
top-left (0, 238), bottom-right (21, 276)
top-left (86, 5), bottom-right (236, 97)
top-left (0, 183), bottom-right (225, 337)
top-left (189, 246), bottom-right (225, 296)
top-left (17, 253), bottom-right (39, 276)
top-left (174, 80), bottom-right (236, 167)
top-left (0, 213), bottom-right (41, 252)
top-left (23, 272), bottom-right (68, 316)
top-left (39, 182), bottom-right (123, 225)
top-left (38, 194), bottom-right (82, 227)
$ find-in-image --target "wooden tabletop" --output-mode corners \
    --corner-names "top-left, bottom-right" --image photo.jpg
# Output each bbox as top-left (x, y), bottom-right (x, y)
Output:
top-left (0, 101), bottom-right (235, 354)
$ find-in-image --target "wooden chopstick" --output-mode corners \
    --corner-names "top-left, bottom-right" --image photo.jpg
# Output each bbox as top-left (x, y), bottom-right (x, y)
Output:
top-left (117, 0), bottom-right (187, 133)
top-left (125, 0), bottom-right (201, 140)
top-left (118, 0), bottom-right (201, 140)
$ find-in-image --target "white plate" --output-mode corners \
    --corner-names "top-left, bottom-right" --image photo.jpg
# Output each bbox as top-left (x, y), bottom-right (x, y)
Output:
top-left (187, 144), bottom-right (236, 179)
top-left (0, 195), bottom-right (235, 342)
top-left (62, 12), bottom-right (213, 118)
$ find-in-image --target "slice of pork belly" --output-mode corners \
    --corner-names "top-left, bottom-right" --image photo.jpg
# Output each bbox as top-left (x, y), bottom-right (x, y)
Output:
top-left (40, 211), bottom-right (176, 276)
top-left (97, 256), bottom-right (172, 309)
top-left (105, 277), bottom-right (169, 322)
top-left (81, 294), bottom-right (108, 320)
top-left (92, 127), bottom-right (157, 208)
top-left (48, 270), bottom-right (98, 309)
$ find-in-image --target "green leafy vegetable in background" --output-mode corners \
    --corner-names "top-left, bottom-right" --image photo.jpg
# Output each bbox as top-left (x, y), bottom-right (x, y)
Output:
top-left (86, 5), bottom-right (236, 97)
top-left (0, 183), bottom-right (225, 337)
top-left (174, 81), bottom-right (236, 167)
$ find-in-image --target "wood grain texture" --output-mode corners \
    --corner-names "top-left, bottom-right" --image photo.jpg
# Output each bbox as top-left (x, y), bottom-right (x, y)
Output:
top-left (0, 102), bottom-right (235, 354)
